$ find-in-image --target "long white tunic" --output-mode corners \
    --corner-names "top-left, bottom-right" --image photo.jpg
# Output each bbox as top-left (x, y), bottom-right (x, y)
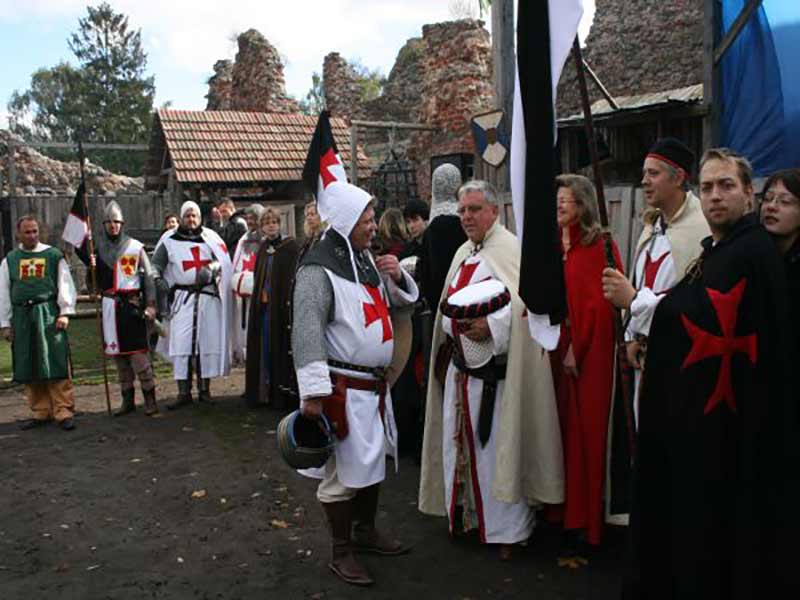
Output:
top-left (157, 231), bottom-right (232, 380)
top-left (441, 254), bottom-right (534, 544)
top-left (296, 267), bottom-right (418, 489)
top-left (230, 235), bottom-right (260, 362)
top-left (626, 216), bottom-right (677, 424)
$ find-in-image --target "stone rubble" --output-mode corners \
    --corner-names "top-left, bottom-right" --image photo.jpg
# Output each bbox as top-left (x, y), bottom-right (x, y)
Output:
top-left (0, 130), bottom-right (143, 196)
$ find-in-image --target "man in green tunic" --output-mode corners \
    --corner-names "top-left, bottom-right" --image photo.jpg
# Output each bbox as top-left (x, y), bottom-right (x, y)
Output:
top-left (0, 215), bottom-right (78, 430)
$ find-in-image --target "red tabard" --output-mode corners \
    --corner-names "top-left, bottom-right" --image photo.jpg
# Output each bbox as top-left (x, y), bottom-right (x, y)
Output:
top-left (549, 223), bottom-right (622, 545)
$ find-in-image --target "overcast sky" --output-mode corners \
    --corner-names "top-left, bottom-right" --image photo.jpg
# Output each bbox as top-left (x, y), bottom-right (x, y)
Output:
top-left (0, 0), bottom-right (597, 129)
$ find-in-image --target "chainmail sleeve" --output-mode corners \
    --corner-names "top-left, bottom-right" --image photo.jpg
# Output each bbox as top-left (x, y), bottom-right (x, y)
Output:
top-left (292, 264), bottom-right (334, 367)
top-left (150, 242), bottom-right (169, 278)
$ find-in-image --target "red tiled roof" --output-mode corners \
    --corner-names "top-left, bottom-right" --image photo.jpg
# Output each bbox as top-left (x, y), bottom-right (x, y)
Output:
top-left (152, 109), bottom-right (370, 185)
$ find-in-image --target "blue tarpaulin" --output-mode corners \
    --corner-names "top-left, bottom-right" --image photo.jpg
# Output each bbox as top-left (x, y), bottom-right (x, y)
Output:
top-left (720, 0), bottom-right (800, 176)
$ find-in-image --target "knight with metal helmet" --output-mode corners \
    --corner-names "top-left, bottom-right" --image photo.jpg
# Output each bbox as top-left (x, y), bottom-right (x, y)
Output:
top-left (74, 200), bottom-right (159, 416)
top-left (151, 200), bottom-right (233, 408)
top-left (292, 182), bottom-right (418, 586)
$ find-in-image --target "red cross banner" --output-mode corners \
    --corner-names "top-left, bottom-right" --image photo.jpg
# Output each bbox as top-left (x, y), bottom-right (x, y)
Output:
top-left (302, 110), bottom-right (348, 204)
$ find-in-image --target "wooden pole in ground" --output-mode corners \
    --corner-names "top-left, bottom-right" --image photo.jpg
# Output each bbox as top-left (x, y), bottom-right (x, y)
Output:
top-left (78, 143), bottom-right (112, 416)
top-left (571, 37), bottom-right (637, 455)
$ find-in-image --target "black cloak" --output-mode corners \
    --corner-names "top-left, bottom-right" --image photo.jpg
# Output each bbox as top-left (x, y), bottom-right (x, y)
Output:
top-left (244, 236), bottom-right (300, 410)
top-left (418, 214), bottom-right (467, 311)
top-left (626, 214), bottom-right (799, 599)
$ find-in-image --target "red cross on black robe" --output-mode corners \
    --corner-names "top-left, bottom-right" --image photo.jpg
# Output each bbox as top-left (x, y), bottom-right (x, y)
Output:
top-left (627, 214), bottom-right (799, 599)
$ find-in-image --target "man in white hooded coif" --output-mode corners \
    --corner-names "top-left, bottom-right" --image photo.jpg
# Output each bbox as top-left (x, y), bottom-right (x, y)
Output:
top-left (151, 201), bottom-right (233, 408)
top-left (292, 182), bottom-right (418, 587)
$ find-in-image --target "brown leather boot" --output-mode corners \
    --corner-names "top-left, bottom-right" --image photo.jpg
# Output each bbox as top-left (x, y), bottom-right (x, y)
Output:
top-left (352, 484), bottom-right (410, 556)
top-left (143, 388), bottom-right (158, 416)
top-left (114, 389), bottom-right (136, 417)
top-left (321, 501), bottom-right (374, 586)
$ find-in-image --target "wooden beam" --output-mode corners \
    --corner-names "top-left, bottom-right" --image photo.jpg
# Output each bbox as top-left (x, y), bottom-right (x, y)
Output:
top-left (350, 125), bottom-right (358, 183)
top-left (18, 141), bottom-right (149, 151)
top-left (714, 0), bottom-right (763, 65)
top-left (703, 0), bottom-right (721, 148)
top-left (350, 119), bottom-right (438, 131)
top-left (491, 0), bottom-right (515, 193)
top-left (582, 59), bottom-right (619, 110)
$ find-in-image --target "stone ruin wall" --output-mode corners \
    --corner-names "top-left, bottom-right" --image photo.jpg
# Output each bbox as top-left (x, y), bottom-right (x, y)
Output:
top-left (207, 29), bottom-right (299, 113)
top-left (557, 0), bottom-right (704, 117)
top-left (323, 19), bottom-right (493, 201)
top-left (206, 60), bottom-right (233, 110)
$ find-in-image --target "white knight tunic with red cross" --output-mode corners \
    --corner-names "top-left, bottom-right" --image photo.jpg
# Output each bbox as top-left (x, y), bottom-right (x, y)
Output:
top-left (230, 235), bottom-right (260, 361)
top-left (296, 266), bottom-right (418, 489)
top-left (101, 238), bottom-right (146, 356)
top-left (157, 228), bottom-right (233, 380)
top-left (440, 253), bottom-right (534, 544)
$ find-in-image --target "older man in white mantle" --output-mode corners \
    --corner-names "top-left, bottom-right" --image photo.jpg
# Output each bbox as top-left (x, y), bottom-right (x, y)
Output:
top-left (293, 181), bottom-right (419, 586)
top-left (419, 180), bottom-right (563, 559)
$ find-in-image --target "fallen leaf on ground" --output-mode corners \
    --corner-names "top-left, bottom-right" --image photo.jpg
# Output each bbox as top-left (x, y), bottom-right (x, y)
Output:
top-left (250, 492), bottom-right (261, 499)
top-left (177, 557), bottom-right (184, 563)
top-left (181, 426), bottom-right (193, 432)
top-left (60, 524), bottom-right (69, 530)
top-left (191, 490), bottom-right (207, 499)
top-left (130, 458), bottom-right (141, 463)
top-left (86, 564), bottom-right (100, 571)
top-left (266, 430), bottom-right (276, 435)
top-left (220, 498), bottom-right (227, 504)
top-left (270, 519), bottom-right (289, 529)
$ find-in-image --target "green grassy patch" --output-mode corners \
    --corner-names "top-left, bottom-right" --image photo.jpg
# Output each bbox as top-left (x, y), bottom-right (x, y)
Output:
top-left (0, 316), bottom-right (172, 387)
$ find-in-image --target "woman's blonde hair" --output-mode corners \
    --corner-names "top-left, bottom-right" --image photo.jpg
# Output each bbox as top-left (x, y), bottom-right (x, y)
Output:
top-left (377, 208), bottom-right (409, 246)
top-left (555, 174), bottom-right (602, 246)
top-left (303, 201), bottom-right (322, 238)
top-left (261, 206), bottom-right (281, 226)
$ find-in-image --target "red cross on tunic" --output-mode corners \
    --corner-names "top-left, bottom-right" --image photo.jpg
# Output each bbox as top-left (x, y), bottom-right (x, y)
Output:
top-left (447, 260), bottom-right (480, 297)
top-left (363, 285), bottom-right (393, 343)
top-left (680, 278), bottom-right (757, 415)
top-left (241, 252), bottom-right (257, 272)
top-left (643, 251), bottom-right (670, 290)
top-left (182, 246), bottom-right (211, 273)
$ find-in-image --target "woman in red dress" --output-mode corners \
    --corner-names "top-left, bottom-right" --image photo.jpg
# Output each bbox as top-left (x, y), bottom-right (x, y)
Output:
top-left (550, 174), bottom-right (622, 550)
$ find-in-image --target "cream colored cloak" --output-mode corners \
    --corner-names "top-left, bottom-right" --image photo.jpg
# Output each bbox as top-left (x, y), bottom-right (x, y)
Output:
top-left (418, 220), bottom-right (564, 515)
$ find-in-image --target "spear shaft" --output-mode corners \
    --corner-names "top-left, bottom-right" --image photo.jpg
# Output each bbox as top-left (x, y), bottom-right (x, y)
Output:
top-left (78, 143), bottom-right (112, 417)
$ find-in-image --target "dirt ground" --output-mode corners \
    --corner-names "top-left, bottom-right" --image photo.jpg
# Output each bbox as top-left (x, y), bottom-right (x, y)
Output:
top-left (0, 370), bottom-right (626, 600)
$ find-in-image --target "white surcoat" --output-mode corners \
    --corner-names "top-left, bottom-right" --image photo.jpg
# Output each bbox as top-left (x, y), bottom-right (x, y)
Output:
top-left (441, 254), bottom-right (534, 544)
top-left (298, 267), bottom-right (418, 489)
top-left (158, 230), bottom-right (233, 380)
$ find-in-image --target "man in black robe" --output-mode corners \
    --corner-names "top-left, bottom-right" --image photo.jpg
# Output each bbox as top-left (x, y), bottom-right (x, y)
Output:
top-left (626, 149), bottom-right (799, 599)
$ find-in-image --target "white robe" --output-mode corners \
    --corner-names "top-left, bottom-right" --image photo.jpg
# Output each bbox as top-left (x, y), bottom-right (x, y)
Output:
top-left (440, 254), bottom-right (534, 544)
top-left (626, 217), bottom-right (677, 425)
top-left (156, 228), bottom-right (233, 380)
top-left (296, 267), bottom-right (418, 489)
top-left (230, 234), bottom-right (259, 363)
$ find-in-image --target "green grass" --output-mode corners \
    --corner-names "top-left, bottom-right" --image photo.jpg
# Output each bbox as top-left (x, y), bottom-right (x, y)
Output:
top-left (0, 316), bottom-right (172, 387)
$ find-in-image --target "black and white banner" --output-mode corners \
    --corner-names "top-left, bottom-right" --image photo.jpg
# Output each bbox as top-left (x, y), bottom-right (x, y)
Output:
top-left (510, 0), bottom-right (585, 350)
top-left (62, 182), bottom-right (90, 248)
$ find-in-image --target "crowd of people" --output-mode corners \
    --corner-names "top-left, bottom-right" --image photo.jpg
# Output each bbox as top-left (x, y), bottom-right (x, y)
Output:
top-left (1, 140), bottom-right (798, 596)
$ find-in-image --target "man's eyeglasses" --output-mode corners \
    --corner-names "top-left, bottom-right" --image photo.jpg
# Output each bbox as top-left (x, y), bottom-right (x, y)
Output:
top-left (762, 193), bottom-right (799, 208)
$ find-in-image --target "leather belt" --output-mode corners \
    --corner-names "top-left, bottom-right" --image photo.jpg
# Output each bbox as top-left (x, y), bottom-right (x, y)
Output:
top-left (328, 359), bottom-right (387, 419)
top-left (451, 347), bottom-right (507, 447)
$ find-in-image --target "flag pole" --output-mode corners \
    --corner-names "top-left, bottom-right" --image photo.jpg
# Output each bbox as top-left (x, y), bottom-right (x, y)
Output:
top-left (571, 38), bottom-right (637, 455)
top-left (78, 142), bottom-right (112, 417)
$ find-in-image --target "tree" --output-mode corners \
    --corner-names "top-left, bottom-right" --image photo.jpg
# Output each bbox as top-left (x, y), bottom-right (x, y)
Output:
top-left (349, 60), bottom-right (385, 104)
top-left (299, 72), bottom-right (325, 116)
top-left (7, 2), bottom-right (155, 175)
